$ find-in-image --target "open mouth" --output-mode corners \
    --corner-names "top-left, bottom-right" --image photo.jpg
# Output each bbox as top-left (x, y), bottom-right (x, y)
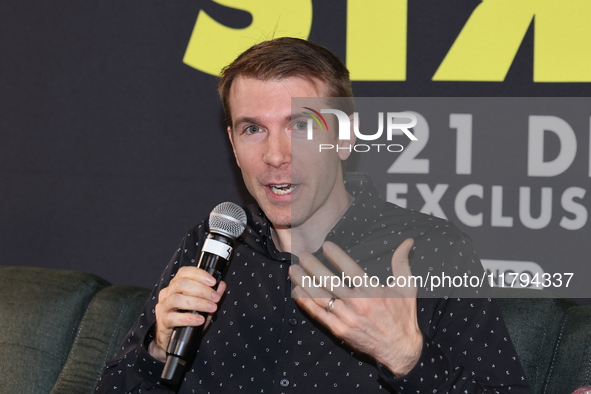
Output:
top-left (269, 184), bottom-right (298, 195)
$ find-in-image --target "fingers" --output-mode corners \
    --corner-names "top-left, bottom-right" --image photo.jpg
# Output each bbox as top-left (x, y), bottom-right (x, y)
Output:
top-left (167, 266), bottom-right (220, 300)
top-left (292, 285), bottom-right (341, 326)
top-left (291, 238), bottom-right (417, 309)
top-left (294, 242), bottom-right (365, 299)
top-left (322, 241), bottom-right (366, 278)
top-left (290, 239), bottom-right (421, 376)
top-left (153, 267), bottom-right (227, 355)
top-left (290, 263), bottom-right (334, 299)
top-left (159, 267), bottom-right (223, 317)
top-left (290, 242), bottom-right (367, 321)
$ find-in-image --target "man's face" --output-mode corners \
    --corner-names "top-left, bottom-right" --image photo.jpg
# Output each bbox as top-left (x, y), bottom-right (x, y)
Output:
top-left (227, 76), bottom-right (352, 229)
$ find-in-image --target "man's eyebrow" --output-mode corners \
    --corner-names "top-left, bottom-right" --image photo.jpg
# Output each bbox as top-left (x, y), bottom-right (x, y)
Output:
top-left (232, 114), bottom-right (303, 128)
top-left (290, 112), bottom-right (308, 120)
top-left (233, 116), bottom-right (260, 127)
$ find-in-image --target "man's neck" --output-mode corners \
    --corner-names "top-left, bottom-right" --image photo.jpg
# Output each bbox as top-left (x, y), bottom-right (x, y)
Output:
top-left (271, 190), bottom-right (354, 257)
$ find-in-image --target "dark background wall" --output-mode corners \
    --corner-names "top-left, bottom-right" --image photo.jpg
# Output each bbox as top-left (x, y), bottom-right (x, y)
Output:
top-left (1, 1), bottom-right (589, 298)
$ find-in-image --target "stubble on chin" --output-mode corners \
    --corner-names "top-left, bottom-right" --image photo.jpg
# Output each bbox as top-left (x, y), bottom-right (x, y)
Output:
top-left (266, 212), bottom-right (293, 229)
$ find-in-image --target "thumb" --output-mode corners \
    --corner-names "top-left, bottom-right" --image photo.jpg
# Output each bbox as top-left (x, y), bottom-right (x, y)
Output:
top-left (390, 238), bottom-right (416, 297)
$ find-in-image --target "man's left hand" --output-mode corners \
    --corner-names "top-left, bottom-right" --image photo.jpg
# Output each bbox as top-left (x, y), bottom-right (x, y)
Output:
top-left (289, 238), bottom-right (423, 377)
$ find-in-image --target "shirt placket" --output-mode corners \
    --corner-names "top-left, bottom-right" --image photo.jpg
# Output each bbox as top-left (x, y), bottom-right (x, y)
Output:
top-left (272, 272), bottom-right (300, 393)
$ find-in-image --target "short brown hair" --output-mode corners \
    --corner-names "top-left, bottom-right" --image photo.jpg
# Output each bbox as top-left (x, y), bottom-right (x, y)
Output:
top-left (218, 37), bottom-right (353, 125)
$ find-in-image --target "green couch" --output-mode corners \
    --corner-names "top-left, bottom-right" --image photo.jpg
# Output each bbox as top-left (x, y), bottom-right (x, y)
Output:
top-left (0, 266), bottom-right (589, 393)
top-left (0, 266), bottom-right (149, 394)
top-left (495, 288), bottom-right (591, 394)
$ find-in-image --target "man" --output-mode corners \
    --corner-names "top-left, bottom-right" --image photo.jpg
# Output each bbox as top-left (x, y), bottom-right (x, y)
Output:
top-left (97, 37), bottom-right (529, 393)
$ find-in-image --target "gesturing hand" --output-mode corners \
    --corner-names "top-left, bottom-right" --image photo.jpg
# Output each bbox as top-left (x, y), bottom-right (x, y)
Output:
top-left (289, 238), bottom-right (422, 377)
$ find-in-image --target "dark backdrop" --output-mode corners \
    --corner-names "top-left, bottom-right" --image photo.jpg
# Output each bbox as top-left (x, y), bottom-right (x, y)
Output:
top-left (1, 1), bottom-right (589, 299)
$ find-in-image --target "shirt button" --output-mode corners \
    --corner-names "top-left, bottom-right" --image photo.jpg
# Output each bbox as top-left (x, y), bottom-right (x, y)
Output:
top-left (288, 318), bottom-right (298, 326)
top-left (280, 378), bottom-right (289, 387)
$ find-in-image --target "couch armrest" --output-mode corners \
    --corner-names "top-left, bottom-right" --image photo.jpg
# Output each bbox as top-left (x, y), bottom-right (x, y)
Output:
top-left (0, 266), bottom-right (109, 394)
top-left (544, 306), bottom-right (591, 394)
top-left (494, 287), bottom-right (591, 393)
top-left (51, 284), bottom-right (150, 394)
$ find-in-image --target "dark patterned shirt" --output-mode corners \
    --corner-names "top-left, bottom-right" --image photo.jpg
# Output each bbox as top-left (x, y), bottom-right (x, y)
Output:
top-left (97, 173), bottom-right (529, 393)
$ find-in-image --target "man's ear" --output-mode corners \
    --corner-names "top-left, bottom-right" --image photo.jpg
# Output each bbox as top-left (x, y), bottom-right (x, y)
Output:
top-left (336, 113), bottom-right (357, 161)
top-left (227, 126), bottom-right (241, 168)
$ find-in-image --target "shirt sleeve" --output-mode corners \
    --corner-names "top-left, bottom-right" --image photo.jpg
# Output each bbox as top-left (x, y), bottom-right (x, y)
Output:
top-left (95, 224), bottom-right (205, 393)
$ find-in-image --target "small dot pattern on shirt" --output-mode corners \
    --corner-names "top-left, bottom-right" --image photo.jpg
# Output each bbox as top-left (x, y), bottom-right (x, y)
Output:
top-left (96, 173), bottom-right (529, 393)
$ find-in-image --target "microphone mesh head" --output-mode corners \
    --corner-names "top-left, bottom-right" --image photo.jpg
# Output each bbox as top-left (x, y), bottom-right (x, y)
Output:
top-left (209, 202), bottom-right (247, 240)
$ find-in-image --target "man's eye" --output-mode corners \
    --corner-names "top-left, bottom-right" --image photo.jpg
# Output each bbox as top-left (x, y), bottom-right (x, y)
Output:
top-left (245, 125), bottom-right (262, 134)
top-left (293, 121), bottom-right (308, 130)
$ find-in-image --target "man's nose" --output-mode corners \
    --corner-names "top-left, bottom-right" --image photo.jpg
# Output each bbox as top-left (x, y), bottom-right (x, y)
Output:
top-left (263, 131), bottom-right (291, 168)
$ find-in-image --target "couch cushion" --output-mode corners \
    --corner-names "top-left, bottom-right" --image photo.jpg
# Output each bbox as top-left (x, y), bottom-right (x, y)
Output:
top-left (0, 266), bottom-right (108, 394)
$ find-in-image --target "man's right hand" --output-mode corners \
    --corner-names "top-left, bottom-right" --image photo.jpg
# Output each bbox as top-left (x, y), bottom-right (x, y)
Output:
top-left (150, 266), bottom-right (227, 362)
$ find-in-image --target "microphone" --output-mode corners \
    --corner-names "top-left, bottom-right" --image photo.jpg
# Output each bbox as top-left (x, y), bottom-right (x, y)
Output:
top-left (161, 202), bottom-right (247, 387)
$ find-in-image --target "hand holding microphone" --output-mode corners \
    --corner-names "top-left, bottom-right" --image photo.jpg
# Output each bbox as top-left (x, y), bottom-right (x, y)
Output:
top-left (152, 202), bottom-right (247, 388)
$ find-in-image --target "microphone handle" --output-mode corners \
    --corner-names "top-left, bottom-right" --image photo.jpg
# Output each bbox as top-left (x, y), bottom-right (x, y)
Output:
top-left (160, 233), bottom-right (232, 387)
